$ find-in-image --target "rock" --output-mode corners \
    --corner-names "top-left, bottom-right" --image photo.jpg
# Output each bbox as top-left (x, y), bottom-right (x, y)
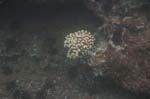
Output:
top-left (84, 0), bottom-right (150, 94)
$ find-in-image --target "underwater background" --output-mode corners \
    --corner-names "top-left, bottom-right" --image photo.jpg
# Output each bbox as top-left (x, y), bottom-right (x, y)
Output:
top-left (0, 0), bottom-right (150, 99)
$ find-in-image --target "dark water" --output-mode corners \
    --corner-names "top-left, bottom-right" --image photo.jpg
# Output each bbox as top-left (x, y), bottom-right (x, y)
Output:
top-left (0, 0), bottom-right (149, 99)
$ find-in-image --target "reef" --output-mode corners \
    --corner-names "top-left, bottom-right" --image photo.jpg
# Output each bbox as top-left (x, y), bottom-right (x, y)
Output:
top-left (83, 0), bottom-right (150, 94)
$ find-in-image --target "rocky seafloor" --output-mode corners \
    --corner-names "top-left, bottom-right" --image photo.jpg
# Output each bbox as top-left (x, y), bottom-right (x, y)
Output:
top-left (0, 0), bottom-right (150, 99)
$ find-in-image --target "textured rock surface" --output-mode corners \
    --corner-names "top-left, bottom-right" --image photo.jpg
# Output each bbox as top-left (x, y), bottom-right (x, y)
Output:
top-left (85, 0), bottom-right (150, 94)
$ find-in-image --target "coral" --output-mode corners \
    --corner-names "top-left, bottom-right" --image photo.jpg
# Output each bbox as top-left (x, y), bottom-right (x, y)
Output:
top-left (64, 30), bottom-right (95, 59)
top-left (88, 33), bottom-right (150, 93)
top-left (84, 0), bottom-right (150, 95)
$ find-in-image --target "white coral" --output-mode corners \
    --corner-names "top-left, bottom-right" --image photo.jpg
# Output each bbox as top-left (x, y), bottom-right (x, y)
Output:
top-left (64, 30), bottom-right (95, 59)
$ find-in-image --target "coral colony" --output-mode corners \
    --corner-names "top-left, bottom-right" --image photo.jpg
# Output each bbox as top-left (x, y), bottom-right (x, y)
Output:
top-left (64, 30), bottom-right (95, 59)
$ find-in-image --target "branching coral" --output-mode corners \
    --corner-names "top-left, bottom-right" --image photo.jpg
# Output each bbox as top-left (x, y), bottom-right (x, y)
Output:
top-left (64, 30), bottom-right (95, 59)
